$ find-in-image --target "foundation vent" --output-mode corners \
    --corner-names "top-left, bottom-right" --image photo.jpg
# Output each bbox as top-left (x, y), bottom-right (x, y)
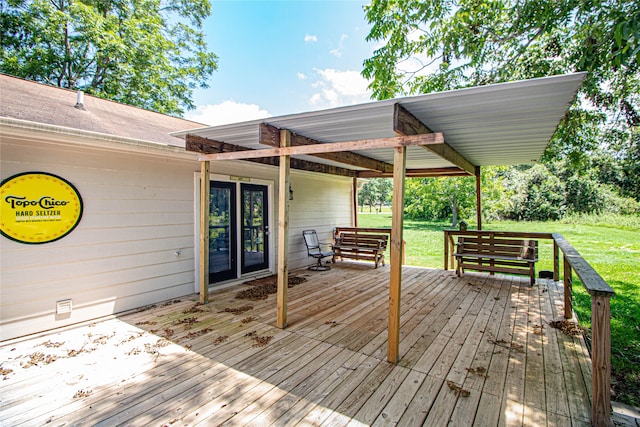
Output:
top-left (56, 299), bottom-right (73, 315)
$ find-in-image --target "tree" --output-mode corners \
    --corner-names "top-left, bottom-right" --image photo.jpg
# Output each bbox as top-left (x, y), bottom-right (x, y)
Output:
top-left (375, 178), bottom-right (393, 212)
top-left (363, 0), bottom-right (639, 174)
top-left (0, 0), bottom-right (218, 115)
top-left (358, 180), bottom-right (377, 212)
top-left (404, 176), bottom-right (476, 226)
top-left (358, 178), bottom-right (392, 212)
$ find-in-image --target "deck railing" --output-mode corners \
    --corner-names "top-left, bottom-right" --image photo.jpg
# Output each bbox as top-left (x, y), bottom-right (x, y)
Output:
top-left (444, 230), bottom-right (615, 426)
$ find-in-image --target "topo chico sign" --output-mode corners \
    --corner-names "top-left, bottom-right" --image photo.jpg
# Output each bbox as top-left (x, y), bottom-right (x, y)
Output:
top-left (1, 172), bottom-right (83, 244)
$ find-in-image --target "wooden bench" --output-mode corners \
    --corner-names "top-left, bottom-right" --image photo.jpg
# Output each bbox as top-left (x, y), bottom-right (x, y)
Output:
top-left (454, 236), bottom-right (538, 285)
top-left (333, 230), bottom-right (389, 268)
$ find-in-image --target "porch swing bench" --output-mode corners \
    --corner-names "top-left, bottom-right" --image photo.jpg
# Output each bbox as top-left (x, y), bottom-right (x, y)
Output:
top-left (332, 230), bottom-right (388, 269)
top-left (454, 236), bottom-right (539, 285)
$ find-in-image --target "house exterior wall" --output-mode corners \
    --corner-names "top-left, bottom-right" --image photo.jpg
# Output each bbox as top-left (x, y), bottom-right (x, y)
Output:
top-left (287, 171), bottom-right (353, 268)
top-left (0, 128), bottom-right (354, 341)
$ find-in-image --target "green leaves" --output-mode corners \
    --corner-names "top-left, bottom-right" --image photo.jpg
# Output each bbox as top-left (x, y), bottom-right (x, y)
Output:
top-left (363, 0), bottom-right (639, 207)
top-left (404, 176), bottom-right (476, 225)
top-left (0, 0), bottom-right (218, 115)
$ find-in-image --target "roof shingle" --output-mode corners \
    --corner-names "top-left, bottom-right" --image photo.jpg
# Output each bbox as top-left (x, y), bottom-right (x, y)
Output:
top-left (0, 74), bottom-right (204, 146)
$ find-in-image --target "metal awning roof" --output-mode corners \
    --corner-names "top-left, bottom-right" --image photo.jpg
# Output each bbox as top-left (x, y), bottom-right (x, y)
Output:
top-left (173, 73), bottom-right (585, 172)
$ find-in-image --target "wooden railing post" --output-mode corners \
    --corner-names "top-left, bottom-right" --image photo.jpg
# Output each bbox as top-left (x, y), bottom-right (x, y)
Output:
top-left (591, 295), bottom-right (612, 426)
top-left (553, 240), bottom-right (560, 281)
top-left (444, 231), bottom-right (449, 270)
top-left (553, 233), bottom-right (614, 426)
top-left (449, 234), bottom-right (455, 271)
top-left (563, 254), bottom-right (573, 319)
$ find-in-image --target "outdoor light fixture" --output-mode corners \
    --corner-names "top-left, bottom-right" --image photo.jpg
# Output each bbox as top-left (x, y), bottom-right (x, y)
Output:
top-left (289, 184), bottom-right (294, 200)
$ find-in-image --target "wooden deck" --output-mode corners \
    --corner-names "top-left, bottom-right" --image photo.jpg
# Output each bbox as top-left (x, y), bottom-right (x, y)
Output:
top-left (0, 264), bottom-right (593, 426)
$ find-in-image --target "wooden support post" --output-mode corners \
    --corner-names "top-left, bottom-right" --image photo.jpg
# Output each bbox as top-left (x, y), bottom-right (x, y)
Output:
top-left (199, 161), bottom-right (210, 304)
top-left (475, 166), bottom-right (482, 230)
top-left (591, 295), bottom-right (612, 427)
top-left (553, 240), bottom-right (560, 281)
top-left (276, 129), bottom-right (291, 329)
top-left (563, 255), bottom-right (573, 319)
top-left (353, 177), bottom-right (359, 227)
top-left (387, 146), bottom-right (406, 363)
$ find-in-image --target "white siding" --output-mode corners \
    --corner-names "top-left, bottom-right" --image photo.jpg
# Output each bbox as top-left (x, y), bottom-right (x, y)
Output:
top-left (1, 134), bottom-right (354, 340)
top-left (287, 171), bottom-right (353, 269)
top-left (1, 137), bottom-right (198, 340)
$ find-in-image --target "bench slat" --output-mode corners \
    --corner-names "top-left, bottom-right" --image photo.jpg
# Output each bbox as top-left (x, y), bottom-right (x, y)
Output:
top-left (454, 253), bottom-right (539, 263)
top-left (455, 236), bottom-right (538, 285)
top-left (333, 231), bottom-right (388, 268)
top-left (457, 263), bottom-right (532, 276)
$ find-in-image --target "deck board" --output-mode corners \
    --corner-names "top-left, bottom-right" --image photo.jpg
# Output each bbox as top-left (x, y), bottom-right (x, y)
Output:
top-left (0, 264), bottom-right (594, 426)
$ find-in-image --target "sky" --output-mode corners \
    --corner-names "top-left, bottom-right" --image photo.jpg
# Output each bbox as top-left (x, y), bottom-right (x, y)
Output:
top-left (184, 0), bottom-right (378, 126)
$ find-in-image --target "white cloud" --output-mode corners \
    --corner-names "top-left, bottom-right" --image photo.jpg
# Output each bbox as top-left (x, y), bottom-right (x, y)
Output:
top-left (308, 68), bottom-right (372, 109)
top-left (329, 34), bottom-right (348, 58)
top-left (304, 34), bottom-right (318, 43)
top-left (184, 100), bottom-right (271, 126)
top-left (297, 72), bottom-right (307, 80)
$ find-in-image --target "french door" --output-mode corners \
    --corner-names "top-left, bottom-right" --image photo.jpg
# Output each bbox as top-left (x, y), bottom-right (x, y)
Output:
top-left (241, 184), bottom-right (269, 274)
top-left (209, 181), bottom-right (237, 283)
top-left (208, 181), bottom-right (269, 284)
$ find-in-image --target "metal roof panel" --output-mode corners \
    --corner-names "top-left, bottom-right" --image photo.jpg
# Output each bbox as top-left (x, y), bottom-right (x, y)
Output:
top-left (174, 73), bottom-right (585, 169)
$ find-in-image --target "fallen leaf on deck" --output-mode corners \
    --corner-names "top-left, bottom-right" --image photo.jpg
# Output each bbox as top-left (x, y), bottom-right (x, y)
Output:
top-left (465, 366), bottom-right (489, 377)
top-left (446, 380), bottom-right (471, 397)
top-left (549, 320), bottom-right (587, 336)
top-left (223, 305), bottom-right (254, 314)
top-left (235, 275), bottom-right (307, 300)
top-left (182, 304), bottom-right (209, 314)
top-left (213, 335), bottom-right (228, 345)
top-left (73, 389), bottom-right (93, 398)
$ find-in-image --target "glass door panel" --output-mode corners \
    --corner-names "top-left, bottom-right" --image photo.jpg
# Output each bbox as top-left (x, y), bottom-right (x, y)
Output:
top-left (209, 181), bottom-right (237, 283)
top-left (241, 184), bottom-right (269, 273)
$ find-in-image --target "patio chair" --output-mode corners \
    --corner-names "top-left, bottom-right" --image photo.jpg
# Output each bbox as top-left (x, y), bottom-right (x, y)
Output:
top-left (302, 230), bottom-right (334, 271)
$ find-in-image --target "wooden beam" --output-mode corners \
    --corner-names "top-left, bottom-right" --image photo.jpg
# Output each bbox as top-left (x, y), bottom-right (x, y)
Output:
top-left (196, 133), bottom-right (445, 161)
top-left (357, 167), bottom-right (471, 178)
top-left (393, 104), bottom-right (476, 175)
top-left (276, 129), bottom-right (291, 329)
top-left (387, 145), bottom-right (406, 363)
top-left (186, 134), bottom-right (356, 177)
top-left (422, 144), bottom-right (476, 175)
top-left (394, 103), bottom-right (436, 135)
top-left (199, 161), bottom-right (210, 304)
top-left (260, 123), bottom-right (394, 173)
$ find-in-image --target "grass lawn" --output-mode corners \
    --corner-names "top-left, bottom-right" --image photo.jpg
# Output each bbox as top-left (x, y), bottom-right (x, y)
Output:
top-left (357, 211), bottom-right (640, 407)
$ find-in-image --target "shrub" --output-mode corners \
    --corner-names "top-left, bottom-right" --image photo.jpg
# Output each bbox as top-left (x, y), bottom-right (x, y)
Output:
top-left (506, 164), bottom-right (566, 221)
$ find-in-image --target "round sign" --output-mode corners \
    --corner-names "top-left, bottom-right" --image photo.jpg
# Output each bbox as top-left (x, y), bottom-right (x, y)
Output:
top-left (1, 172), bottom-right (83, 244)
